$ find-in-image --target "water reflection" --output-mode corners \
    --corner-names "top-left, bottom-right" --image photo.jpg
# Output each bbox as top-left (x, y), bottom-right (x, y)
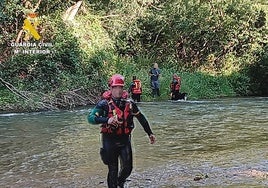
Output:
top-left (0, 97), bottom-right (267, 187)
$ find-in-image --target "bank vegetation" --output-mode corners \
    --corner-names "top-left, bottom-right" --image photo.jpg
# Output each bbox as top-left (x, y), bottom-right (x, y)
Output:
top-left (0, 0), bottom-right (267, 112)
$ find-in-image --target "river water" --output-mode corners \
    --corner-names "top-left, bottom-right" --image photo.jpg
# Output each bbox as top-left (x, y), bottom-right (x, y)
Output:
top-left (0, 97), bottom-right (267, 187)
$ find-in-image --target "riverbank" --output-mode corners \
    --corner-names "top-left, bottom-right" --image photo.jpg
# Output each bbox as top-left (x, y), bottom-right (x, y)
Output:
top-left (1, 1), bottom-right (267, 116)
top-left (0, 87), bottom-right (99, 114)
top-left (1, 68), bottom-right (241, 113)
top-left (122, 166), bottom-right (268, 187)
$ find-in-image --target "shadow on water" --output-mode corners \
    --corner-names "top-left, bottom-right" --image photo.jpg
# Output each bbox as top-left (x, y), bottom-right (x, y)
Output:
top-left (0, 97), bottom-right (267, 187)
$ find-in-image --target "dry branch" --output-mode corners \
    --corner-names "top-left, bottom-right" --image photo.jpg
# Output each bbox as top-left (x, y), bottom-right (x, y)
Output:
top-left (0, 77), bottom-right (30, 100)
top-left (63, 1), bottom-right (83, 21)
top-left (1, 77), bottom-right (97, 112)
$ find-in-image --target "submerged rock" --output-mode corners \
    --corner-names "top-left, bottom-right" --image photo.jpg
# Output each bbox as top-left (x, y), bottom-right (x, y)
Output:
top-left (194, 174), bottom-right (209, 181)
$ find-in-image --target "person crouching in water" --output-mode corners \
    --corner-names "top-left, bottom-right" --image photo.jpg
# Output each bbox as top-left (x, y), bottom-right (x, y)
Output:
top-left (170, 74), bottom-right (187, 100)
top-left (170, 74), bottom-right (182, 100)
top-left (128, 76), bottom-right (142, 102)
top-left (88, 74), bottom-right (156, 188)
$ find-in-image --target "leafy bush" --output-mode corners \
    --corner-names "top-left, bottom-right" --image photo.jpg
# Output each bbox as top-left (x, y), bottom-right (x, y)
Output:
top-left (228, 72), bottom-right (251, 96)
top-left (1, 0), bottom-right (268, 111)
top-left (247, 46), bottom-right (268, 96)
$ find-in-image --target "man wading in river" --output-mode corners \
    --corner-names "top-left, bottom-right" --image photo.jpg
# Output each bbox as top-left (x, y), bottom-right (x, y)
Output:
top-left (88, 74), bottom-right (156, 188)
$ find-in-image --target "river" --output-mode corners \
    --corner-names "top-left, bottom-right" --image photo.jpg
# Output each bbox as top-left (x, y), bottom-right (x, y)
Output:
top-left (0, 97), bottom-right (267, 187)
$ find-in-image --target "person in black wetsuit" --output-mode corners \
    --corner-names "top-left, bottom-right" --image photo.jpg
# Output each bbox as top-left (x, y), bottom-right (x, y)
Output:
top-left (87, 74), bottom-right (156, 188)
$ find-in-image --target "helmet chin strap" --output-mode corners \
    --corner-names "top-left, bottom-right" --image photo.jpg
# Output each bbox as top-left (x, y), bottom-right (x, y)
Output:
top-left (111, 96), bottom-right (125, 110)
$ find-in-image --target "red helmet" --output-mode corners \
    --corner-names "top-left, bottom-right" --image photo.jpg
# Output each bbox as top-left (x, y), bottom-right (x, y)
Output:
top-left (108, 74), bottom-right (125, 87)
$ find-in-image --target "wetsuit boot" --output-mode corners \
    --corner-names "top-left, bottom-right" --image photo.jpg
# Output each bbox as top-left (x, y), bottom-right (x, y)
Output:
top-left (118, 181), bottom-right (124, 188)
top-left (107, 164), bottom-right (119, 188)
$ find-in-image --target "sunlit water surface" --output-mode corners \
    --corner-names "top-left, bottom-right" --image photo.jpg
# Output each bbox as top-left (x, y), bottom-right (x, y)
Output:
top-left (0, 97), bottom-right (267, 187)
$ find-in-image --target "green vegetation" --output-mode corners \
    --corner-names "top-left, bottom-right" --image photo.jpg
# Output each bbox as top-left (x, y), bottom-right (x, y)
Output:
top-left (0, 0), bottom-right (267, 112)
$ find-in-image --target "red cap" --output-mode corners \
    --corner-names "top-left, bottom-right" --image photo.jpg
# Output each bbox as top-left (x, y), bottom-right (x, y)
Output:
top-left (108, 74), bottom-right (125, 87)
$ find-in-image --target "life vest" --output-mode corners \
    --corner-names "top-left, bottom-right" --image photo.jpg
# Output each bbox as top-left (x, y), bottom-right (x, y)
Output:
top-left (132, 80), bottom-right (142, 94)
top-left (170, 77), bottom-right (181, 91)
top-left (101, 90), bottom-right (133, 135)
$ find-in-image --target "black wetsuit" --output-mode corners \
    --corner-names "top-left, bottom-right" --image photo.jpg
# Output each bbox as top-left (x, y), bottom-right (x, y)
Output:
top-left (88, 97), bottom-right (153, 188)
